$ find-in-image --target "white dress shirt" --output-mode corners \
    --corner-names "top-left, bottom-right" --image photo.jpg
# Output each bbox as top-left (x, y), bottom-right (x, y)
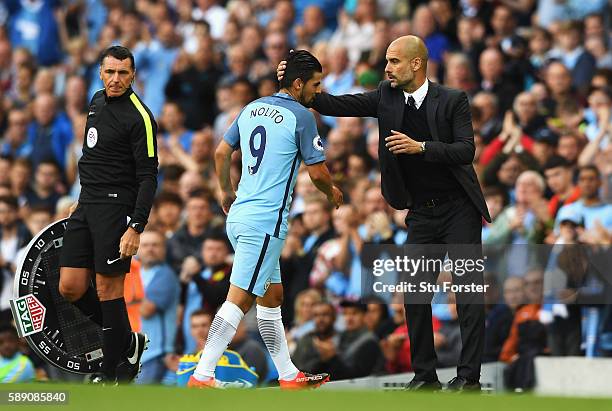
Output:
top-left (403, 80), bottom-right (429, 109)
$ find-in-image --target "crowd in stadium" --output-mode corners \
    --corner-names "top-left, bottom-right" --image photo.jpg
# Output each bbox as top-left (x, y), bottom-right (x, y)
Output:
top-left (0, 0), bottom-right (612, 389)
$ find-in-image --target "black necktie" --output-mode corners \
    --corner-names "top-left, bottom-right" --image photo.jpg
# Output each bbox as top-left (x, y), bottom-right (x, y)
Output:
top-left (406, 95), bottom-right (416, 109)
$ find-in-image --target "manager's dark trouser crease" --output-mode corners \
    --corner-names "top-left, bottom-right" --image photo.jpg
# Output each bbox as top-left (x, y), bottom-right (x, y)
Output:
top-left (404, 195), bottom-right (485, 383)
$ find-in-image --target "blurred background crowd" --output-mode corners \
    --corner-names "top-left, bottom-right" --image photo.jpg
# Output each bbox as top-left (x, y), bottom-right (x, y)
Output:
top-left (0, 0), bottom-right (611, 390)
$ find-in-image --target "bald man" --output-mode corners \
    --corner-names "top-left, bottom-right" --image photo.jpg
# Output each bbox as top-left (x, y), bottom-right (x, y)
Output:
top-left (278, 36), bottom-right (490, 391)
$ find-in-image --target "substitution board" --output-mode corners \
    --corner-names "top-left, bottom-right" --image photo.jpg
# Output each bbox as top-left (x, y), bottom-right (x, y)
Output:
top-left (10, 218), bottom-right (103, 374)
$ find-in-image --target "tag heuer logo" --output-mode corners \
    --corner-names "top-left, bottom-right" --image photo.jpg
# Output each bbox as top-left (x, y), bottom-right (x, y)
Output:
top-left (11, 294), bottom-right (46, 337)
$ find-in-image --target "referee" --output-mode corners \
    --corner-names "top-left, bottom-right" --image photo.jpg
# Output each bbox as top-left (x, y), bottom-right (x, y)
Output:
top-left (58, 46), bottom-right (158, 384)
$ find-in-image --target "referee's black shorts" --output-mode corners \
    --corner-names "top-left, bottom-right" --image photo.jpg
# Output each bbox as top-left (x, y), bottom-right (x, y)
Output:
top-left (59, 203), bottom-right (132, 275)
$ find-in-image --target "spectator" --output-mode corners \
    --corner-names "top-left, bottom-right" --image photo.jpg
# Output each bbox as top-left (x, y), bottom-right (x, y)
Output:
top-left (0, 195), bottom-right (31, 274)
top-left (293, 300), bottom-right (383, 380)
top-left (180, 232), bottom-right (231, 354)
top-left (542, 61), bottom-right (576, 118)
top-left (24, 159), bottom-right (62, 210)
top-left (294, 6), bottom-right (332, 47)
top-left (9, 158), bottom-right (31, 209)
top-left (328, 0), bottom-right (376, 67)
top-left (444, 52), bottom-right (478, 95)
top-left (477, 47), bottom-right (519, 113)
top-left (134, 20), bottom-right (180, 117)
top-left (500, 269), bottom-right (547, 390)
top-left (282, 195), bottom-right (334, 324)
top-left (151, 191), bottom-right (183, 239)
top-left (8, 61), bottom-right (35, 108)
top-left (489, 5), bottom-right (517, 48)
top-left (166, 190), bottom-right (215, 273)
top-left (412, 5), bottom-right (449, 80)
top-left (482, 185), bottom-right (510, 242)
top-left (581, 87), bottom-right (611, 157)
top-left (556, 132), bottom-right (583, 166)
top-left (528, 27), bottom-right (553, 72)
top-left (165, 38), bottom-right (222, 129)
top-left (137, 230), bottom-right (180, 385)
top-left (262, 31), bottom-right (289, 75)
top-left (485, 171), bottom-right (551, 276)
top-left (63, 75), bottom-right (87, 122)
top-left (287, 288), bottom-right (323, 353)
top-left (1, 108), bottom-right (31, 158)
top-left (160, 102), bottom-right (194, 154)
top-left (0, 195), bottom-right (31, 319)
top-left (585, 35), bottom-right (612, 69)
top-left (483, 276), bottom-right (525, 362)
top-left (325, 129), bottom-right (351, 183)
top-left (363, 296), bottom-right (396, 340)
top-left (27, 94), bottom-right (73, 171)
top-left (0, 323), bottom-right (35, 383)
top-left (548, 21), bottom-right (596, 95)
top-left (543, 156), bottom-right (581, 219)
top-left (192, 0), bottom-right (229, 40)
top-left (471, 91), bottom-right (502, 144)
top-left (554, 165), bottom-right (612, 235)
top-left (322, 46), bottom-right (355, 98)
top-left (7, 0), bottom-right (63, 66)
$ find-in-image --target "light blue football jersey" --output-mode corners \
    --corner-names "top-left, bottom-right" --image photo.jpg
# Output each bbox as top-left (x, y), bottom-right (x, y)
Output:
top-left (224, 93), bottom-right (325, 239)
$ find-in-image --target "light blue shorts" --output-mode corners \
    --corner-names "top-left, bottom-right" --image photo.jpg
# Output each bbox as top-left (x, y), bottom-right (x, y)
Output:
top-left (226, 222), bottom-right (283, 297)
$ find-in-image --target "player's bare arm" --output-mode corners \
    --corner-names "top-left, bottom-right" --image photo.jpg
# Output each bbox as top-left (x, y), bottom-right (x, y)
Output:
top-left (215, 140), bottom-right (237, 215)
top-left (306, 162), bottom-right (343, 209)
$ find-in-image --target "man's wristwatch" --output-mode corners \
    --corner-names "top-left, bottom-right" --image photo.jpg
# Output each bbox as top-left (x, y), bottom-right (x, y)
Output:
top-left (129, 222), bottom-right (145, 234)
top-left (420, 141), bottom-right (426, 153)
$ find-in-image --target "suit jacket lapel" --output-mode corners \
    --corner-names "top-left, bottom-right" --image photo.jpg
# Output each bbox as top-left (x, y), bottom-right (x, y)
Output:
top-left (426, 81), bottom-right (440, 142)
top-left (393, 87), bottom-right (405, 132)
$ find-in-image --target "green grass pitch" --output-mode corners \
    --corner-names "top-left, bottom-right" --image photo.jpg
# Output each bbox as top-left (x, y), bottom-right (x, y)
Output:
top-left (3, 383), bottom-right (611, 411)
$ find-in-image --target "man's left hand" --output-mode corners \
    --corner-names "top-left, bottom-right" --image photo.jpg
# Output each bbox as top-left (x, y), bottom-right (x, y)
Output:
top-left (119, 227), bottom-right (140, 259)
top-left (385, 130), bottom-right (423, 155)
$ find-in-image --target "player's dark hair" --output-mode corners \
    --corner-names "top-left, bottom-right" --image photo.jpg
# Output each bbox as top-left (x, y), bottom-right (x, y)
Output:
top-left (99, 45), bottom-right (135, 70)
top-left (0, 323), bottom-right (18, 338)
top-left (279, 50), bottom-right (322, 90)
top-left (0, 195), bottom-right (19, 210)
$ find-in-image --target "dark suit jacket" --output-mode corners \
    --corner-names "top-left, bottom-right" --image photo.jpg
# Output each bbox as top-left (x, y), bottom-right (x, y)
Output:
top-left (313, 80), bottom-right (491, 222)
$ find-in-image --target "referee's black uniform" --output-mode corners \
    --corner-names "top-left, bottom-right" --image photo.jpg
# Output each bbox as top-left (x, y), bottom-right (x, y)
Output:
top-left (60, 87), bottom-right (158, 274)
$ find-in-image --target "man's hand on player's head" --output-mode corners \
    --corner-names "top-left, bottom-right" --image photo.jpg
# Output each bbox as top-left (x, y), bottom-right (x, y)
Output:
top-left (327, 186), bottom-right (344, 209)
top-left (385, 130), bottom-right (422, 155)
top-left (221, 191), bottom-right (237, 215)
top-left (119, 227), bottom-right (140, 259)
top-left (277, 60), bottom-right (287, 82)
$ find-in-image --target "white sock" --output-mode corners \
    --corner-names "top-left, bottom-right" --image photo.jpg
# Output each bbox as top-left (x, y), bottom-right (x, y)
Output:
top-left (256, 305), bottom-right (299, 381)
top-left (193, 301), bottom-right (244, 380)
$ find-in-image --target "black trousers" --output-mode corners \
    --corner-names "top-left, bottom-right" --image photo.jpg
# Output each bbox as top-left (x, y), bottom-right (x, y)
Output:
top-left (404, 194), bottom-right (485, 382)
